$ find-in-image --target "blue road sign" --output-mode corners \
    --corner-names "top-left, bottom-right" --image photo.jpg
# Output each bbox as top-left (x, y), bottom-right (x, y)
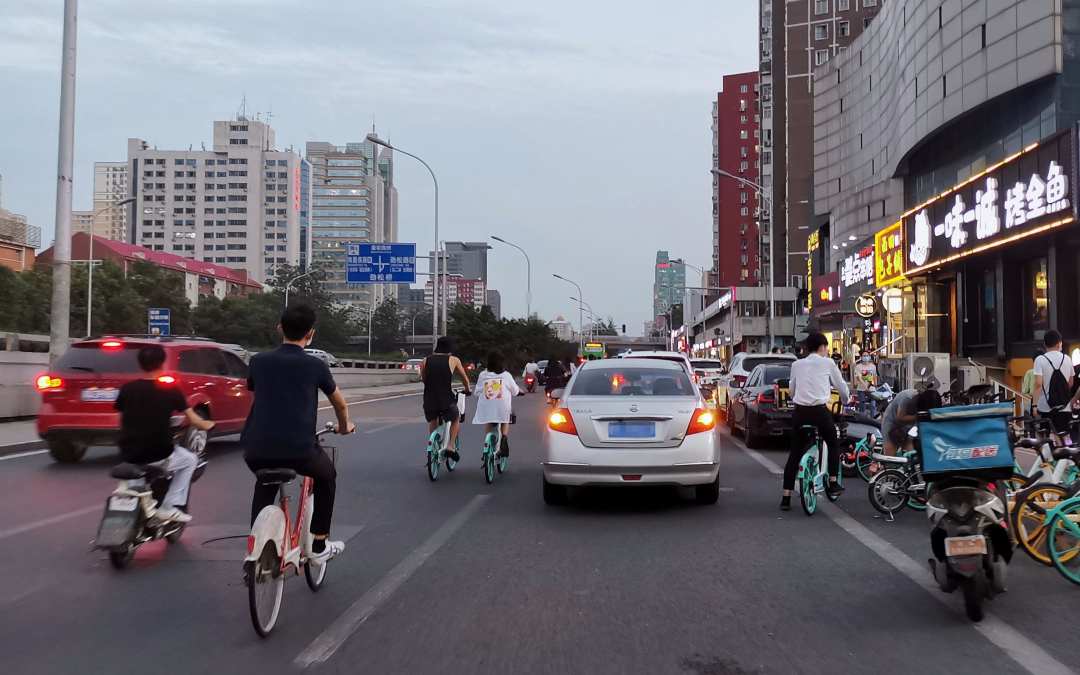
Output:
top-left (346, 243), bottom-right (417, 283)
top-left (148, 308), bottom-right (171, 336)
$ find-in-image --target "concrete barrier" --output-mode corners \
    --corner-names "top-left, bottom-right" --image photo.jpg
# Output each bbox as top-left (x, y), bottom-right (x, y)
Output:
top-left (0, 351), bottom-right (48, 418)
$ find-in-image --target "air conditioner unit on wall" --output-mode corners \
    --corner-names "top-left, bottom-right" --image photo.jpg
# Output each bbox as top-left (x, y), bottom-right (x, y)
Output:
top-left (903, 353), bottom-right (951, 392)
top-left (953, 363), bottom-right (986, 392)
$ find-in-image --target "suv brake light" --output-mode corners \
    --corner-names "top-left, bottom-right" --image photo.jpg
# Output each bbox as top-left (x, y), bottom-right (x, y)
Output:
top-left (157, 374), bottom-right (177, 385)
top-left (548, 408), bottom-right (578, 435)
top-left (686, 408), bottom-right (716, 435)
top-left (35, 374), bottom-right (64, 392)
top-left (101, 340), bottom-right (123, 350)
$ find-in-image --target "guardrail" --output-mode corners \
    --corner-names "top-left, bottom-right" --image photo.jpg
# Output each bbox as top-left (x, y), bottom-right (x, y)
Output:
top-left (2, 332), bottom-right (55, 353)
top-left (337, 359), bottom-right (408, 370)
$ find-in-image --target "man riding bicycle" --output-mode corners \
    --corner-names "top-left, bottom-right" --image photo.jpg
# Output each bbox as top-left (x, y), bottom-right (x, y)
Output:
top-left (780, 332), bottom-right (849, 511)
top-left (242, 304), bottom-right (355, 563)
top-left (421, 337), bottom-right (473, 461)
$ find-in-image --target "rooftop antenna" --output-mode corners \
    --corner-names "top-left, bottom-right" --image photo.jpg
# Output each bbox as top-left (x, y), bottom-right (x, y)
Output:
top-left (238, 95), bottom-right (248, 121)
top-left (201, 142), bottom-right (206, 151)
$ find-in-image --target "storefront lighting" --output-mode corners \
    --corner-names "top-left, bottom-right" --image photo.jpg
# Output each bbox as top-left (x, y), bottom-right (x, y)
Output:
top-left (906, 215), bottom-right (1076, 276)
top-left (1072, 348), bottom-right (1080, 364)
top-left (848, 234), bottom-right (856, 241)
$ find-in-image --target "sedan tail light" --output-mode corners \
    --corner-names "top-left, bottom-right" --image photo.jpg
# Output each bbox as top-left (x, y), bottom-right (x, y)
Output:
top-left (686, 408), bottom-right (717, 435)
top-left (756, 391), bottom-right (775, 405)
top-left (548, 408), bottom-right (578, 435)
top-left (35, 374), bottom-right (64, 392)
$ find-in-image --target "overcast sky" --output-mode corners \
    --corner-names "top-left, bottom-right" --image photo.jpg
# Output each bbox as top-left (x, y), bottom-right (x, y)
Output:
top-left (0, 0), bottom-right (756, 334)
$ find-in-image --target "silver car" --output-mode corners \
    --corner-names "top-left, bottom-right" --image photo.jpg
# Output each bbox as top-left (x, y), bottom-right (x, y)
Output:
top-left (542, 359), bottom-right (720, 506)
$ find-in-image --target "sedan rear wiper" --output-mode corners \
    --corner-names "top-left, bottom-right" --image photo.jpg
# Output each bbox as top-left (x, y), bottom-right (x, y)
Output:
top-left (67, 366), bottom-right (96, 372)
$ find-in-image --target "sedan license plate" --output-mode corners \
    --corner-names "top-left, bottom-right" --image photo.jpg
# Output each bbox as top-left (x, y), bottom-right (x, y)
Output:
top-left (109, 496), bottom-right (139, 512)
top-left (945, 535), bottom-right (987, 557)
top-left (609, 422), bottom-right (656, 439)
top-left (81, 388), bottom-right (119, 402)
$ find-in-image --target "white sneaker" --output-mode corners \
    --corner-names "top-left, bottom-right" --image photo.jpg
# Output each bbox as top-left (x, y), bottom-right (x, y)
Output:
top-left (308, 539), bottom-right (345, 564)
top-left (155, 507), bottom-right (192, 524)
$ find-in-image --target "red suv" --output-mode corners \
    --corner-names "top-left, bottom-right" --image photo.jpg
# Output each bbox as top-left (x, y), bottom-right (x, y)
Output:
top-left (35, 337), bottom-right (253, 463)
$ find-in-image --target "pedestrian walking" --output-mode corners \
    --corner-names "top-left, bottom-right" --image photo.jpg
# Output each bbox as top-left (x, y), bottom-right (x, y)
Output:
top-left (853, 353), bottom-right (879, 416)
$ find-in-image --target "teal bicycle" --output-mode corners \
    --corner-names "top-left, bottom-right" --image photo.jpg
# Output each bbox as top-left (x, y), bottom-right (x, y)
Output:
top-left (426, 391), bottom-right (467, 482)
top-left (1040, 448), bottom-right (1080, 584)
top-left (480, 424), bottom-right (509, 484)
top-left (796, 425), bottom-right (842, 516)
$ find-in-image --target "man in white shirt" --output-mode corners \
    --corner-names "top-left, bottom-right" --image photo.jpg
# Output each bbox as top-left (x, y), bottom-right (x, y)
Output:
top-left (1033, 329), bottom-right (1076, 437)
top-left (781, 332), bottom-right (850, 511)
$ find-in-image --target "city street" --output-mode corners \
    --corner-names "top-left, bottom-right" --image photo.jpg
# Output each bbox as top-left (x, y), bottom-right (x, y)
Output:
top-left (1, 392), bottom-right (1077, 675)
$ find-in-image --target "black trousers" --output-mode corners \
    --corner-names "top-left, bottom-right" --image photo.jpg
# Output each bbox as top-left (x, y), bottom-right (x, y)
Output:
top-left (783, 404), bottom-right (840, 491)
top-left (246, 450), bottom-right (337, 536)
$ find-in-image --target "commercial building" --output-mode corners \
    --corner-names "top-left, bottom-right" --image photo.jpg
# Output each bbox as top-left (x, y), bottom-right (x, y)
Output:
top-left (711, 71), bottom-right (762, 287)
top-left (127, 117), bottom-right (310, 283)
top-left (688, 286), bottom-right (802, 359)
top-left (653, 251), bottom-right (686, 325)
top-left (0, 206), bottom-right (39, 272)
top-left (811, 0), bottom-right (1080, 385)
top-left (428, 242), bottom-right (489, 282)
top-left (305, 140), bottom-right (398, 310)
top-left (758, 0), bottom-right (882, 290)
top-left (424, 276), bottom-right (486, 310)
top-left (72, 210), bottom-right (95, 235)
top-left (485, 289), bottom-right (502, 319)
top-left (550, 316), bottom-right (574, 342)
top-left (38, 233), bottom-right (261, 307)
top-left (93, 162), bottom-right (129, 240)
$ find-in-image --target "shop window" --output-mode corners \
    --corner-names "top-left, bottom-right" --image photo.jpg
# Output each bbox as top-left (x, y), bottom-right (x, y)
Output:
top-left (1025, 258), bottom-right (1049, 341)
top-left (965, 265), bottom-right (998, 349)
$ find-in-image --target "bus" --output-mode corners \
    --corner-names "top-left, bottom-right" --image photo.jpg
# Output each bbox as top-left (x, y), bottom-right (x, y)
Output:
top-left (581, 342), bottom-right (606, 360)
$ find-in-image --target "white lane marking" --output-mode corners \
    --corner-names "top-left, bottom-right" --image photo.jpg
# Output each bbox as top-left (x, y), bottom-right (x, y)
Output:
top-left (294, 494), bottom-right (490, 669)
top-left (729, 435), bottom-right (1075, 675)
top-left (0, 504), bottom-right (101, 542)
top-left (363, 422), bottom-right (410, 435)
top-left (318, 391), bottom-right (421, 412)
top-left (0, 449), bottom-right (48, 462)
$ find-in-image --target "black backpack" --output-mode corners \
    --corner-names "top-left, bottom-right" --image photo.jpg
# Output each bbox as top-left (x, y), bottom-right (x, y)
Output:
top-left (1041, 353), bottom-right (1072, 411)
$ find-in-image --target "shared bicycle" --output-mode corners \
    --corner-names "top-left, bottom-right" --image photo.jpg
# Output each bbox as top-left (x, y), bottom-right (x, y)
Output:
top-left (795, 424), bottom-right (841, 516)
top-left (426, 390), bottom-right (468, 482)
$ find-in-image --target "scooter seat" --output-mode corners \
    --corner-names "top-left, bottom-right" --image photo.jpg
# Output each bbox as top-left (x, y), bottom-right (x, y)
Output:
top-left (255, 468), bottom-right (297, 485)
top-left (110, 463), bottom-right (168, 481)
top-left (871, 452), bottom-right (909, 465)
top-left (1051, 447), bottom-right (1080, 462)
top-left (1015, 438), bottom-right (1043, 450)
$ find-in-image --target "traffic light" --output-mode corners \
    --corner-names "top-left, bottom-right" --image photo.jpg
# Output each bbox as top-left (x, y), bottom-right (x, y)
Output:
top-left (621, 324), bottom-right (626, 334)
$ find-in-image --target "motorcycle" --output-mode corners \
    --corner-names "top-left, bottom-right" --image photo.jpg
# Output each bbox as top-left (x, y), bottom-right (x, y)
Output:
top-left (525, 374), bottom-right (536, 393)
top-left (917, 404), bottom-right (1015, 622)
top-left (93, 417), bottom-right (208, 570)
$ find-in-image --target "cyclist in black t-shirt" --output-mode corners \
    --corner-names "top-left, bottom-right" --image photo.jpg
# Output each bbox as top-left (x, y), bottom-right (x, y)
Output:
top-left (420, 336), bottom-right (472, 461)
top-left (242, 304), bottom-right (355, 563)
top-left (115, 345), bottom-right (215, 523)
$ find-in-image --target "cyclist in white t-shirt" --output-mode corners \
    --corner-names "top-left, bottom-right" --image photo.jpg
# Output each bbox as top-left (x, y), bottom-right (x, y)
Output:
top-left (1033, 329), bottom-right (1077, 437)
top-left (473, 351), bottom-right (521, 458)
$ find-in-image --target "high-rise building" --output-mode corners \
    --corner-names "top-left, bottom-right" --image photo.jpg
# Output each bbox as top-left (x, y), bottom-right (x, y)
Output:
top-left (424, 276), bottom-right (486, 310)
top-left (652, 250), bottom-right (686, 322)
top-left (128, 117), bottom-right (311, 282)
top-left (485, 289), bottom-right (502, 319)
top-left (305, 140), bottom-right (398, 310)
top-left (758, 0), bottom-right (882, 288)
top-left (72, 210), bottom-right (95, 235)
top-left (711, 71), bottom-right (762, 287)
top-left (92, 162), bottom-right (129, 240)
top-left (428, 242), bottom-right (489, 282)
top-left (0, 205), bottom-right (40, 272)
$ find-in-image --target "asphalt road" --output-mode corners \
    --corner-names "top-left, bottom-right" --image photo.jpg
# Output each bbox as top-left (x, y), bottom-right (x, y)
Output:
top-left (1, 392), bottom-right (1077, 675)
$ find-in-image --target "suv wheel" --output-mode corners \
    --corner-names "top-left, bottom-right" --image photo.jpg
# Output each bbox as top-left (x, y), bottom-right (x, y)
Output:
top-left (48, 439), bottom-right (88, 464)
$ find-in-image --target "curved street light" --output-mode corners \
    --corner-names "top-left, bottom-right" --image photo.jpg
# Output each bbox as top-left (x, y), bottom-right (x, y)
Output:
top-left (553, 273), bottom-right (584, 351)
top-left (83, 197), bottom-right (135, 337)
top-left (491, 235), bottom-right (531, 318)
top-left (283, 270), bottom-right (314, 308)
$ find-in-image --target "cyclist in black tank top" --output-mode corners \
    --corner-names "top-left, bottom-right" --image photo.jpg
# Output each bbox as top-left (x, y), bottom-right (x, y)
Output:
top-left (421, 337), bottom-right (472, 460)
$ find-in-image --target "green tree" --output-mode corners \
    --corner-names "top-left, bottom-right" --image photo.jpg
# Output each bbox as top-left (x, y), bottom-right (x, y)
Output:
top-left (593, 318), bottom-right (618, 336)
top-left (370, 299), bottom-right (403, 353)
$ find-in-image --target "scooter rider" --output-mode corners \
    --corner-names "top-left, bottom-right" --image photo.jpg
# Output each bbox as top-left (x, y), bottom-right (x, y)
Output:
top-left (421, 336), bottom-right (473, 461)
top-left (780, 332), bottom-right (849, 511)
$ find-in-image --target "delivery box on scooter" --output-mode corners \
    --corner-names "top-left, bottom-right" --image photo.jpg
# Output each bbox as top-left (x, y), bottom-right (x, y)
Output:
top-left (916, 402), bottom-right (1015, 480)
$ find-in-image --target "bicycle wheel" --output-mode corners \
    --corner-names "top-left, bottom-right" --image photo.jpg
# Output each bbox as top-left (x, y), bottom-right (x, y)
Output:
top-left (799, 455), bottom-right (818, 516)
top-left (248, 544), bottom-right (284, 637)
top-left (868, 469), bottom-right (909, 516)
top-left (855, 448), bottom-right (875, 482)
top-left (1012, 484), bottom-right (1071, 565)
top-left (445, 437), bottom-right (459, 472)
top-left (426, 432), bottom-right (441, 482)
top-left (305, 557), bottom-right (328, 592)
top-left (1048, 500), bottom-right (1080, 585)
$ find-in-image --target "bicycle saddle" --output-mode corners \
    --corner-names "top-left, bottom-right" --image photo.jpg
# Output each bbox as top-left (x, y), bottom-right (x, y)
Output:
top-left (255, 468), bottom-right (297, 485)
top-left (1051, 447), bottom-right (1080, 462)
top-left (110, 463), bottom-right (169, 481)
top-left (1015, 438), bottom-right (1043, 449)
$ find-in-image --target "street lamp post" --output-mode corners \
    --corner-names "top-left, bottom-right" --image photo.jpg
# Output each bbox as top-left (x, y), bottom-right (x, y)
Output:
top-left (569, 296), bottom-right (599, 339)
top-left (491, 235), bottom-right (531, 318)
top-left (367, 303), bottom-right (376, 357)
top-left (712, 168), bottom-right (775, 351)
top-left (671, 258), bottom-right (707, 341)
top-left (83, 197), bottom-right (135, 337)
top-left (283, 270), bottom-right (314, 308)
top-left (367, 134), bottom-right (440, 346)
top-left (553, 274), bottom-right (584, 352)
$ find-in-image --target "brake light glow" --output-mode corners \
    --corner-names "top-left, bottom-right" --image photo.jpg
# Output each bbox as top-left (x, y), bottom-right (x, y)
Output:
top-left (246, 535), bottom-right (255, 554)
top-left (757, 391), bottom-right (775, 405)
top-left (686, 408), bottom-right (717, 435)
top-left (101, 340), bottom-right (123, 350)
top-left (157, 375), bottom-right (177, 385)
top-left (548, 408), bottom-right (578, 435)
top-left (35, 374), bottom-right (63, 391)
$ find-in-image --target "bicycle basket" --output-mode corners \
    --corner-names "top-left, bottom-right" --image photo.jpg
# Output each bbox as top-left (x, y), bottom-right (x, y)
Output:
top-left (917, 403), bottom-right (1015, 480)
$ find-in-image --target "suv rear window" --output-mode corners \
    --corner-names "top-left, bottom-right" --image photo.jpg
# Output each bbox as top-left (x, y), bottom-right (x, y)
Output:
top-left (55, 344), bottom-right (143, 373)
top-left (571, 367), bottom-right (694, 396)
top-left (691, 360), bottom-right (723, 370)
top-left (742, 357), bottom-right (793, 373)
top-left (758, 365), bottom-right (791, 385)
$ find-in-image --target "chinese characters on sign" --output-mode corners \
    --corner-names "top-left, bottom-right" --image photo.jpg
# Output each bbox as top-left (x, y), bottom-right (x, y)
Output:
top-left (840, 245), bottom-right (874, 289)
top-left (345, 243), bottom-right (417, 283)
top-left (904, 134), bottom-right (1075, 272)
top-left (874, 221), bottom-right (904, 287)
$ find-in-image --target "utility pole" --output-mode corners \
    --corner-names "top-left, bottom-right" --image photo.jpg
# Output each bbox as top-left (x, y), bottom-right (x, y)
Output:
top-left (49, 0), bottom-right (78, 366)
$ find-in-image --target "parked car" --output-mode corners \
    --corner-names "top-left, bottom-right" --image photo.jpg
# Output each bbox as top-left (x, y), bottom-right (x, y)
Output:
top-left (727, 363), bottom-right (793, 448)
top-left (304, 348), bottom-right (340, 367)
top-left (690, 358), bottom-right (725, 403)
top-left (542, 358), bottom-right (720, 506)
top-left (716, 352), bottom-right (796, 409)
top-left (35, 336), bottom-right (253, 464)
top-left (402, 358), bottom-right (424, 372)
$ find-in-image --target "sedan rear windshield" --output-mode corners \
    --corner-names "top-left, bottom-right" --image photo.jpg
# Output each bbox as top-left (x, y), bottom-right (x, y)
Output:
top-left (742, 357), bottom-right (793, 373)
top-left (55, 344), bottom-right (143, 373)
top-left (571, 368), bottom-right (694, 396)
top-left (759, 366), bottom-right (791, 385)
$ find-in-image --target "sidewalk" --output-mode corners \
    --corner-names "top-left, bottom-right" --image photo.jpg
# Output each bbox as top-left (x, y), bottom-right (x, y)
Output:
top-left (0, 383), bottom-right (423, 456)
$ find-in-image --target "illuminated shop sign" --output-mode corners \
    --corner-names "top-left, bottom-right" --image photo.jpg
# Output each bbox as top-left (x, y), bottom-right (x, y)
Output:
top-left (840, 244), bottom-right (874, 289)
top-left (812, 271), bottom-right (841, 310)
top-left (874, 221), bottom-right (904, 287)
top-left (902, 134), bottom-right (1076, 274)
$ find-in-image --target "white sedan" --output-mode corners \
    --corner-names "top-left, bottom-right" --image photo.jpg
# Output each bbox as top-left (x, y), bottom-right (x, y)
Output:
top-left (542, 358), bottom-right (720, 505)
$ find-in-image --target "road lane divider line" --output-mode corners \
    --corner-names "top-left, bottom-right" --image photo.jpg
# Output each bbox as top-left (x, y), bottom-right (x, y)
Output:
top-left (363, 422), bottom-right (413, 435)
top-left (294, 494), bottom-right (490, 669)
top-left (0, 504), bottom-right (101, 542)
top-left (0, 449), bottom-right (49, 462)
top-left (318, 391), bottom-right (422, 412)
top-left (730, 435), bottom-right (1073, 675)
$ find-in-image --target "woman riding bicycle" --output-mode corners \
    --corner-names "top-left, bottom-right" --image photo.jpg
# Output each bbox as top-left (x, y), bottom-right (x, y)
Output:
top-left (472, 351), bottom-right (520, 458)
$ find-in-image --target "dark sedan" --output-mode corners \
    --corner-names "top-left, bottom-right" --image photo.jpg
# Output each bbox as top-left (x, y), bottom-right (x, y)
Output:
top-left (727, 363), bottom-right (792, 448)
